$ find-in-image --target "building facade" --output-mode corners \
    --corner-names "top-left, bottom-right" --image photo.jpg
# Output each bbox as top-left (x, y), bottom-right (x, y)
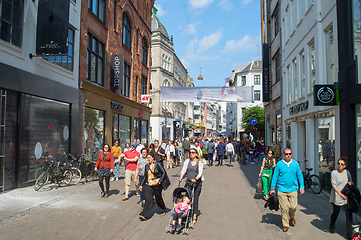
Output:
top-left (280, 0), bottom-right (340, 191)
top-left (0, 0), bottom-right (81, 190)
top-left (79, 0), bottom-right (153, 156)
top-left (149, 7), bottom-right (189, 141)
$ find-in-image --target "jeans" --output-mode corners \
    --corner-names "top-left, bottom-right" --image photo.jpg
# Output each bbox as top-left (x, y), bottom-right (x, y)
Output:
top-left (208, 153), bottom-right (214, 165)
top-left (250, 152), bottom-right (255, 163)
top-left (184, 149), bottom-right (189, 160)
top-left (330, 203), bottom-right (353, 238)
top-left (227, 152), bottom-right (233, 165)
top-left (241, 152), bottom-right (246, 164)
top-left (138, 175), bottom-right (145, 202)
top-left (258, 153), bottom-right (264, 164)
top-left (217, 155), bottom-right (224, 166)
top-left (113, 157), bottom-right (120, 178)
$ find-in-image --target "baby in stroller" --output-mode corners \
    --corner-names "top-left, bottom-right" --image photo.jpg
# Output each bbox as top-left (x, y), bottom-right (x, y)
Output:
top-left (171, 196), bottom-right (190, 231)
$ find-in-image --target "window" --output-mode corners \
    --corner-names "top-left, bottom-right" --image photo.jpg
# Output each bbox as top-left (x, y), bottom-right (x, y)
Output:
top-left (300, 51), bottom-right (305, 96)
top-left (308, 39), bottom-right (316, 91)
top-left (88, 0), bottom-right (105, 22)
top-left (142, 37), bottom-right (148, 65)
top-left (274, 9), bottom-right (280, 36)
top-left (122, 62), bottom-right (131, 97)
top-left (43, 28), bottom-right (74, 71)
top-left (254, 90), bottom-right (261, 101)
top-left (353, 0), bottom-right (361, 84)
top-left (194, 106), bottom-right (200, 111)
top-left (84, 107), bottom-right (104, 155)
top-left (141, 75), bottom-right (147, 94)
top-left (299, 0), bottom-right (304, 20)
top-left (86, 32), bottom-right (105, 86)
top-left (285, 8), bottom-right (289, 39)
top-left (292, 0), bottom-right (297, 31)
top-left (113, 113), bottom-right (131, 149)
top-left (293, 60), bottom-right (298, 100)
top-left (306, 0), bottom-right (314, 9)
top-left (0, 0), bottom-right (24, 48)
top-left (325, 25), bottom-right (334, 84)
top-left (113, 1), bottom-right (117, 30)
top-left (254, 75), bottom-right (261, 85)
top-left (275, 52), bottom-right (281, 83)
top-left (287, 66), bottom-right (292, 103)
top-left (123, 12), bottom-right (132, 50)
top-left (242, 76), bottom-right (246, 86)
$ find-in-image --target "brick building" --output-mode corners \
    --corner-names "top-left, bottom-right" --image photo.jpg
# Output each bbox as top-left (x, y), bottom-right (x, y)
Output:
top-left (79, 0), bottom-right (154, 155)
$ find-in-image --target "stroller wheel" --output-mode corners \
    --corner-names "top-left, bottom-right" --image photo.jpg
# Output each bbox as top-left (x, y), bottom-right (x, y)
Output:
top-left (189, 222), bottom-right (194, 229)
top-left (166, 227), bottom-right (170, 233)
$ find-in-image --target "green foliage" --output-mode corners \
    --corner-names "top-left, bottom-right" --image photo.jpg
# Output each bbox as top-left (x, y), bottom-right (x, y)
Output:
top-left (241, 106), bottom-right (265, 136)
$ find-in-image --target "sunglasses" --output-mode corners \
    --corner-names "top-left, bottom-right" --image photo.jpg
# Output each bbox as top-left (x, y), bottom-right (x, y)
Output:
top-left (189, 151), bottom-right (197, 154)
top-left (284, 153), bottom-right (292, 156)
top-left (337, 163), bottom-right (345, 166)
top-left (267, 152), bottom-right (273, 154)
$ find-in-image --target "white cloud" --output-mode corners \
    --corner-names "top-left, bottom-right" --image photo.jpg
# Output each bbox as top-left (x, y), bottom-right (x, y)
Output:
top-left (241, 0), bottom-right (252, 5)
top-left (223, 35), bottom-right (258, 53)
top-left (189, 0), bottom-right (214, 9)
top-left (197, 29), bottom-right (223, 53)
top-left (219, 0), bottom-right (234, 10)
top-left (185, 22), bottom-right (200, 35)
top-left (156, 4), bottom-right (166, 16)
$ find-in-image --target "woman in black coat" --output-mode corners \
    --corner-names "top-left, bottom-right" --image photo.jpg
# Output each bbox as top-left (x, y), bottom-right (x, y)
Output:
top-left (139, 152), bottom-right (170, 220)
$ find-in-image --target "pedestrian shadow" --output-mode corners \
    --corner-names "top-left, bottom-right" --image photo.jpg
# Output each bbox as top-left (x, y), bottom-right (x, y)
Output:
top-left (254, 193), bottom-right (264, 200)
top-left (309, 218), bottom-right (329, 233)
top-left (171, 174), bottom-right (180, 178)
top-left (260, 212), bottom-right (283, 229)
top-left (108, 189), bottom-right (120, 196)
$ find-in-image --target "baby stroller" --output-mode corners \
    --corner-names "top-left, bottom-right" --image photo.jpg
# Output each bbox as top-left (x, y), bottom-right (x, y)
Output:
top-left (166, 181), bottom-right (195, 235)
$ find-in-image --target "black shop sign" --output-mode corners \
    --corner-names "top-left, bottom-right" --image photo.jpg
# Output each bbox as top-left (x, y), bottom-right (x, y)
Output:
top-left (314, 85), bottom-right (336, 106)
top-left (110, 54), bottom-right (124, 90)
top-left (289, 101), bottom-right (309, 115)
top-left (111, 101), bottom-right (124, 111)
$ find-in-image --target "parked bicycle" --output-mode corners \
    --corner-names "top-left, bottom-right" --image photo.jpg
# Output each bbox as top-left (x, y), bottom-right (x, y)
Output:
top-left (302, 160), bottom-right (322, 194)
top-left (34, 156), bottom-right (73, 191)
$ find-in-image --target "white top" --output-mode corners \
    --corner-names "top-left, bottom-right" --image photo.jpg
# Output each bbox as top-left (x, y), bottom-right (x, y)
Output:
top-left (225, 143), bottom-right (235, 154)
top-left (181, 159), bottom-right (205, 181)
top-left (165, 144), bottom-right (175, 155)
top-left (329, 170), bottom-right (349, 206)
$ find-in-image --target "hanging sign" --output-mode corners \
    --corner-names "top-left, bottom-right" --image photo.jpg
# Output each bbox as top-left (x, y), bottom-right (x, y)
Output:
top-left (314, 85), bottom-right (336, 106)
top-left (110, 54), bottom-right (124, 90)
top-left (262, 44), bottom-right (270, 102)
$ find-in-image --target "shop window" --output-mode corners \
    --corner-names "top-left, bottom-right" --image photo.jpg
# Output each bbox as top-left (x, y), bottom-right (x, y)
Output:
top-left (316, 110), bottom-right (335, 192)
top-left (242, 76), bottom-right (246, 86)
top-left (86, 32), bottom-right (105, 86)
top-left (122, 61), bottom-right (131, 98)
top-left (325, 25), bottom-right (334, 84)
top-left (113, 113), bottom-right (131, 150)
top-left (356, 104), bottom-right (361, 189)
top-left (353, 0), bottom-right (361, 84)
top-left (20, 94), bottom-right (70, 184)
top-left (123, 12), bottom-right (132, 50)
top-left (141, 120), bottom-right (148, 145)
top-left (254, 75), bottom-right (260, 85)
top-left (0, 0), bottom-right (24, 48)
top-left (142, 37), bottom-right (148, 65)
top-left (285, 122), bottom-right (291, 149)
top-left (134, 118), bottom-right (140, 140)
top-left (43, 28), bottom-right (74, 71)
top-left (254, 90), bottom-right (261, 101)
top-left (276, 114), bottom-right (282, 144)
top-left (84, 107), bottom-right (105, 156)
top-left (88, 0), bottom-right (105, 22)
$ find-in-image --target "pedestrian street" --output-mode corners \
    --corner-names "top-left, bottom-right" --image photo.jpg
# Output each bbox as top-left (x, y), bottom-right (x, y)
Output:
top-left (0, 161), bottom-right (348, 239)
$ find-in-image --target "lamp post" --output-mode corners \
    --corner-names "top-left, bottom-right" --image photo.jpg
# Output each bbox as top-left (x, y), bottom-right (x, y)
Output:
top-left (197, 67), bottom-right (207, 139)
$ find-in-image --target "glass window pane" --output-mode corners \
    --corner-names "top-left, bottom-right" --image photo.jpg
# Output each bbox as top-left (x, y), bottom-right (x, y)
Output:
top-left (356, 104), bottom-right (361, 187)
top-left (92, 0), bottom-right (98, 16)
top-left (12, 26), bottom-right (22, 48)
top-left (1, 20), bottom-right (11, 42)
top-left (12, 7), bottom-right (23, 29)
top-left (84, 107), bottom-right (105, 156)
top-left (97, 58), bottom-right (103, 85)
top-left (99, 43), bottom-right (104, 58)
top-left (113, 113), bottom-right (119, 140)
top-left (92, 38), bottom-right (97, 52)
top-left (141, 120), bottom-right (148, 145)
top-left (99, 0), bottom-right (105, 22)
top-left (2, 1), bottom-right (12, 22)
top-left (68, 43), bottom-right (73, 57)
top-left (13, 0), bottom-right (24, 9)
top-left (90, 54), bottom-right (96, 82)
top-left (118, 115), bottom-right (131, 149)
top-left (86, 50), bottom-right (90, 79)
top-left (68, 29), bottom-right (74, 44)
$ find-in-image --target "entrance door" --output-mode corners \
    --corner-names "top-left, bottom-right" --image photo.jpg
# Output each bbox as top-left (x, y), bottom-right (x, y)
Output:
top-left (0, 90), bottom-right (18, 191)
top-left (298, 121), bottom-right (306, 171)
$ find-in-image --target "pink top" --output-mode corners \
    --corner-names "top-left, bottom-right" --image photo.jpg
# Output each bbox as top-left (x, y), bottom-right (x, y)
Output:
top-left (175, 202), bottom-right (190, 214)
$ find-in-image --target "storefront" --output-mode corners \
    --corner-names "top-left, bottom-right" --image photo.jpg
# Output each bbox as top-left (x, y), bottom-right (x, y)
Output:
top-left (0, 63), bottom-right (79, 191)
top-left (80, 81), bottom-right (150, 157)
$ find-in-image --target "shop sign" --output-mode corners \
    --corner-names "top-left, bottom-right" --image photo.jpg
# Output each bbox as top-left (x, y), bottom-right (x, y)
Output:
top-left (110, 54), bottom-right (124, 90)
top-left (111, 101), bottom-right (124, 111)
top-left (262, 44), bottom-right (270, 102)
top-left (36, 0), bottom-right (70, 55)
top-left (141, 95), bottom-right (150, 103)
top-left (139, 110), bottom-right (143, 118)
top-left (314, 85), bottom-right (336, 106)
top-left (289, 101), bottom-right (309, 115)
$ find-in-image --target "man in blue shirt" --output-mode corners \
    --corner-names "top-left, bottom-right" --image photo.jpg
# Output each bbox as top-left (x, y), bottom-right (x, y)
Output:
top-left (270, 148), bottom-right (304, 232)
top-left (216, 140), bottom-right (226, 166)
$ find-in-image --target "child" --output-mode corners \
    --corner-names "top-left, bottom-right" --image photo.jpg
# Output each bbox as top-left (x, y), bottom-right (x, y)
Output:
top-left (171, 196), bottom-right (190, 231)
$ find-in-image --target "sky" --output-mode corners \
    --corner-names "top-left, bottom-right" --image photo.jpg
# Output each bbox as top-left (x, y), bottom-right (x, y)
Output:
top-left (154, 0), bottom-right (262, 87)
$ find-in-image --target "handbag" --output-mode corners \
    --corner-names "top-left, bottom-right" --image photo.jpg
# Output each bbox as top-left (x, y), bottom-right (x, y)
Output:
top-left (256, 178), bottom-right (263, 194)
top-left (262, 173), bottom-right (270, 178)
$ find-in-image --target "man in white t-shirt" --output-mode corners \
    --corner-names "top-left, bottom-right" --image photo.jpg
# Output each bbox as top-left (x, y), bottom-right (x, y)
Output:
top-left (136, 138), bottom-right (145, 153)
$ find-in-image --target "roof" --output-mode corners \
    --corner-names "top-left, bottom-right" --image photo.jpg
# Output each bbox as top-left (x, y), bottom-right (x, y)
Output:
top-left (151, 6), bottom-right (170, 41)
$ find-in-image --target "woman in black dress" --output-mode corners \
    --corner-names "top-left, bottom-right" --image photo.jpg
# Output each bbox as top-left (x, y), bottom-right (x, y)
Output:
top-left (95, 144), bottom-right (114, 198)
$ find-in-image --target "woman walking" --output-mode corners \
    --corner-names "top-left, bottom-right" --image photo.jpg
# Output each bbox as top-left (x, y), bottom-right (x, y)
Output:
top-left (258, 150), bottom-right (276, 200)
top-left (111, 139), bottom-right (122, 181)
top-left (174, 142), bottom-right (180, 167)
top-left (165, 140), bottom-right (175, 169)
top-left (225, 140), bottom-right (235, 167)
top-left (95, 144), bottom-right (114, 198)
top-left (139, 152), bottom-right (170, 220)
top-left (179, 147), bottom-right (204, 224)
top-left (135, 148), bottom-right (149, 207)
top-left (329, 156), bottom-right (353, 239)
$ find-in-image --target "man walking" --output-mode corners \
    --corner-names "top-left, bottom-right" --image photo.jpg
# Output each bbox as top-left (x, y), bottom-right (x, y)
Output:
top-left (232, 138), bottom-right (239, 162)
top-left (270, 148), bottom-right (304, 232)
top-left (183, 136), bottom-right (190, 160)
top-left (216, 140), bottom-right (226, 166)
top-left (207, 139), bottom-right (215, 166)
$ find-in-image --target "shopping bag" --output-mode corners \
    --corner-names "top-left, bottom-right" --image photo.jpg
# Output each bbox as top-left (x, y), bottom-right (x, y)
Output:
top-left (256, 178), bottom-right (263, 194)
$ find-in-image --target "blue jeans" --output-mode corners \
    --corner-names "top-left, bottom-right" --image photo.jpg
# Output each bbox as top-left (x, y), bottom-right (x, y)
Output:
top-left (139, 175), bottom-right (145, 202)
top-left (113, 157), bottom-right (120, 178)
top-left (208, 153), bottom-right (214, 165)
top-left (258, 153), bottom-right (264, 163)
top-left (227, 152), bottom-right (233, 165)
top-left (218, 155), bottom-right (224, 165)
top-left (250, 152), bottom-right (254, 163)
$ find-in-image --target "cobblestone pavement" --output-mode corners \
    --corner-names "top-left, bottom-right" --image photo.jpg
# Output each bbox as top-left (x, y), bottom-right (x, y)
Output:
top-left (0, 159), bottom-right (348, 239)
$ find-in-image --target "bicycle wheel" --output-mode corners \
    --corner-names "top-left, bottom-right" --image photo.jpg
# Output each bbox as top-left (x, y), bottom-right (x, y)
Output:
top-left (34, 171), bottom-right (49, 191)
top-left (58, 169), bottom-right (73, 187)
top-left (85, 169), bottom-right (97, 182)
top-left (70, 167), bottom-right (82, 185)
top-left (309, 174), bottom-right (322, 194)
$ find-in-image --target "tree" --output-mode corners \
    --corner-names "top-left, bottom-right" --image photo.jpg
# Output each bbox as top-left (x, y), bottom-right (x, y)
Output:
top-left (241, 106), bottom-right (265, 137)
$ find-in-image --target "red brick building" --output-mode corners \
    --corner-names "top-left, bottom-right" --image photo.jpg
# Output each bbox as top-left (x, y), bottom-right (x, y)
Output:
top-left (79, 0), bottom-right (154, 154)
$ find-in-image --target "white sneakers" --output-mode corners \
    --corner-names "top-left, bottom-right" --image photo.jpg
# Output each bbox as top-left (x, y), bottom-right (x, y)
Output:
top-left (111, 177), bottom-right (119, 181)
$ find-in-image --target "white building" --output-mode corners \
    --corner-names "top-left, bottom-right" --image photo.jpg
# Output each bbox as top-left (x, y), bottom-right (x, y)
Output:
top-left (0, 1), bottom-right (81, 190)
top-left (227, 60), bottom-right (263, 139)
top-left (150, 7), bottom-right (189, 141)
top-left (280, 0), bottom-right (339, 190)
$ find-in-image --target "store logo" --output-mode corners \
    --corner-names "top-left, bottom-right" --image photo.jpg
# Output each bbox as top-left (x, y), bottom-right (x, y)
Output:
top-left (317, 87), bottom-right (334, 104)
top-left (289, 101), bottom-right (309, 115)
top-left (111, 101), bottom-right (124, 111)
